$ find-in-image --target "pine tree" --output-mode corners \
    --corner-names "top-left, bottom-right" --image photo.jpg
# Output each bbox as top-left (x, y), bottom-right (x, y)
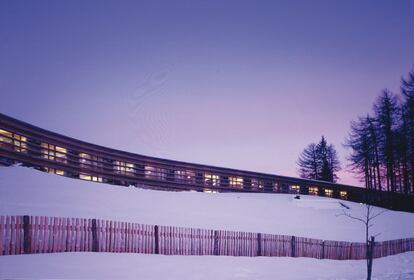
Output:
top-left (297, 136), bottom-right (340, 182)
top-left (297, 143), bottom-right (319, 180)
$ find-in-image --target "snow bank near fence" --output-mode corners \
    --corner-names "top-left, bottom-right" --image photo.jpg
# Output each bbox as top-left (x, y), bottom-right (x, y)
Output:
top-left (1, 166), bottom-right (413, 243)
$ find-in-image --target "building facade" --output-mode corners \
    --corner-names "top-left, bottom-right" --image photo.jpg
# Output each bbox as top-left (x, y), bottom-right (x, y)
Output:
top-left (0, 113), bottom-right (413, 212)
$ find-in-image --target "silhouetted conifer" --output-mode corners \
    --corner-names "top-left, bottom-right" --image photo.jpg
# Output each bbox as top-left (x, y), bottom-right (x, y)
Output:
top-left (297, 136), bottom-right (340, 182)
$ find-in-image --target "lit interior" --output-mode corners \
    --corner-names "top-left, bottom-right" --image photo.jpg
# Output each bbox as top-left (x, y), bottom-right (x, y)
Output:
top-left (203, 188), bottom-right (218, 193)
top-left (290, 185), bottom-right (300, 193)
top-left (308, 187), bottom-right (318, 195)
top-left (204, 173), bottom-right (220, 186)
top-left (229, 176), bottom-right (243, 188)
top-left (44, 167), bottom-right (65, 176)
top-left (0, 129), bottom-right (27, 153)
top-left (79, 173), bottom-right (103, 182)
top-left (145, 165), bottom-right (167, 180)
top-left (324, 189), bottom-right (333, 197)
top-left (41, 143), bottom-right (67, 163)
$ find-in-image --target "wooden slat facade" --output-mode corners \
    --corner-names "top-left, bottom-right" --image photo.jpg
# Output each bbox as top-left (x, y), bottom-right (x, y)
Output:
top-left (1, 113), bottom-right (413, 211)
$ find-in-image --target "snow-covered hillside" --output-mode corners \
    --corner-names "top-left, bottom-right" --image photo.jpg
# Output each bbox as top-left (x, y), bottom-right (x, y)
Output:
top-left (1, 166), bottom-right (413, 242)
top-left (1, 166), bottom-right (414, 280)
top-left (1, 252), bottom-right (414, 280)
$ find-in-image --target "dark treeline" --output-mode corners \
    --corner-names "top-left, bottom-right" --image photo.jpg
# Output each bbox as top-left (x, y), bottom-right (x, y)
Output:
top-left (346, 66), bottom-right (414, 195)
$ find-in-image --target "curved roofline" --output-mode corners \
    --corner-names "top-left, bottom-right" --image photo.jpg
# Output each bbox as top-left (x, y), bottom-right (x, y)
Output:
top-left (0, 112), bottom-right (360, 189)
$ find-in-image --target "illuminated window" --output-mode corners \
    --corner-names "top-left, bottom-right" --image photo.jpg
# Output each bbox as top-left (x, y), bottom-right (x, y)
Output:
top-left (251, 179), bottom-right (264, 191)
top-left (324, 189), bottom-right (333, 197)
top-left (79, 153), bottom-right (103, 169)
top-left (56, 170), bottom-right (65, 176)
top-left (114, 161), bottom-right (135, 176)
top-left (290, 185), bottom-right (300, 194)
top-left (340, 191), bottom-right (348, 199)
top-left (13, 134), bottom-right (27, 152)
top-left (0, 129), bottom-right (12, 145)
top-left (273, 182), bottom-right (279, 192)
top-left (204, 173), bottom-right (220, 186)
top-left (145, 165), bottom-right (156, 178)
top-left (308, 187), bottom-right (318, 195)
top-left (41, 143), bottom-right (67, 163)
top-left (144, 165), bottom-right (166, 180)
top-left (44, 167), bottom-right (65, 176)
top-left (79, 173), bottom-right (103, 182)
top-left (175, 170), bottom-right (196, 183)
top-left (203, 188), bottom-right (218, 193)
top-left (0, 129), bottom-right (27, 153)
top-left (229, 176), bottom-right (243, 189)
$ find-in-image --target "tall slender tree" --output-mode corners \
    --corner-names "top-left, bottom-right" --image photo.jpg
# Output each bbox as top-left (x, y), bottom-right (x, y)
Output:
top-left (374, 89), bottom-right (399, 192)
top-left (401, 68), bottom-right (414, 194)
top-left (346, 65), bottom-right (414, 196)
top-left (346, 117), bottom-right (371, 188)
top-left (346, 115), bottom-right (381, 189)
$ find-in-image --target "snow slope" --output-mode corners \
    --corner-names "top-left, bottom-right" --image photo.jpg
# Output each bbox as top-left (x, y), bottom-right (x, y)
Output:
top-left (1, 166), bottom-right (413, 242)
top-left (1, 166), bottom-right (414, 280)
top-left (1, 252), bottom-right (414, 280)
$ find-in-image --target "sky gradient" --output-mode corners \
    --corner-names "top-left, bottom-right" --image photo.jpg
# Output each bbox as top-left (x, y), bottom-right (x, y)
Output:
top-left (1, 0), bottom-right (414, 186)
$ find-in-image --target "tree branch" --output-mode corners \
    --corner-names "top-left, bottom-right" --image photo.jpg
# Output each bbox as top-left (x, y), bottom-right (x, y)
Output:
top-left (337, 211), bottom-right (367, 225)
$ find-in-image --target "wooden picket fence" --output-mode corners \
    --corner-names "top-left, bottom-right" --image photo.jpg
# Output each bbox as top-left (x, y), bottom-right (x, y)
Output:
top-left (1, 215), bottom-right (413, 260)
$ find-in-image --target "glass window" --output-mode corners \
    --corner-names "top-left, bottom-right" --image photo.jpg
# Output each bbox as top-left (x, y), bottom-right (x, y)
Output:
top-left (41, 143), bottom-right (67, 163)
top-left (0, 129), bottom-right (12, 144)
top-left (251, 179), bottom-right (264, 191)
top-left (114, 161), bottom-right (135, 176)
top-left (79, 173), bottom-right (103, 182)
top-left (308, 187), bottom-right (318, 195)
top-left (144, 165), bottom-right (166, 180)
top-left (273, 182), bottom-right (279, 192)
top-left (44, 167), bottom-right (65, 176)
top-left (290, 185), bottom-right (300, 194)
top-left (324, 189), bottom-right (333, 197)
top-left (204, 173), bottom-right (220, 186)
top-left (145, 165), bottom-right (156, 179)
top-left (175, 170), bottom-right (196, 183)
top-left (0, 129), bottom-right (27, 153)
top-left (203, 188), bottom-right (218, 193)
top-left (79, 153), bottom-right (104, 169)
top-left (340, 191), bottom-right (347, 199)
top-left (229, 176), bottom-right (243, 189)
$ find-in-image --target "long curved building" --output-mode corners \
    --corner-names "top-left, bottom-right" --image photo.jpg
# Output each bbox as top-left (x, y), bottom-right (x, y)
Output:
top-left (0, 113), bottom-right (413, 212)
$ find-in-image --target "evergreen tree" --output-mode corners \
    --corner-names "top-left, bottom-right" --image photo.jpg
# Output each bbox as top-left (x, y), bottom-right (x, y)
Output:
top-left (297, 143), bottom-right (319, 180)
top-left (297, 136), bottom-right (340, 182)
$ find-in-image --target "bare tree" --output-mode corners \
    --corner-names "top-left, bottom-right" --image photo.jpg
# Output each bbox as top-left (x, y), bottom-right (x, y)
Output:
top-left (346, 66), bottom-right (414, 195)
top-left (337, 201), bottom-right (387, 280)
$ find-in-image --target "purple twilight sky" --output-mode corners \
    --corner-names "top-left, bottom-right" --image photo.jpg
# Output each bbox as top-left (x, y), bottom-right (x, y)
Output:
top-left (1, 0), bottom-right (414, 186)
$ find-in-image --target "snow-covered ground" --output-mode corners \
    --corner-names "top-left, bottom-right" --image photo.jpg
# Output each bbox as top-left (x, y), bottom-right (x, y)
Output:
top-left (1, 166), bottom-right (413, 242)
top-left (1, 166), bottom-right (414, 279)
top-left (1, 252), bottom-right (414, 280)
